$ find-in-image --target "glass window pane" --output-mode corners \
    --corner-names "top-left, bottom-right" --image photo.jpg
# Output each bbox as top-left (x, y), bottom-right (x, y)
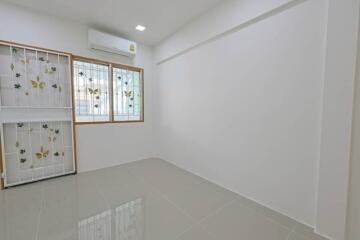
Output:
top-left (113, 67), bottom-right (142, 121)
top-left (73, 60), bottom-right (110, 122)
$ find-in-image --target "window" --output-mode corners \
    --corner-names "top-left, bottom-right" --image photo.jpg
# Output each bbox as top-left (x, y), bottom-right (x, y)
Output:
top-left (73, 60), bottom-right (110, 122)
top-left (72, 57), bottom-right (144, 123)
top-left (112, 66), bottom-right (142, 121)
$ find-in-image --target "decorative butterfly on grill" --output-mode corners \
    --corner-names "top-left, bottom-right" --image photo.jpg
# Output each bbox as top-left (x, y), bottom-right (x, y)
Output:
top-left (31, 77), bottom-right (46, 89)
top-left (17, 123), bottom-right (24, 128)
top-left (14, 83), bottom-right (21, 89)
top-left (16, 73), bottom-right (21, 78)
top-left (54, 152), bottom-right (60, 157)
top-left (124, 91), bottom-right (132, 97)
top-left (42, 124), bottom-right (48, 129)
top-left (20, 149), bottom-right (26, 154)
top-left (88, 88), bottom-right (99, 95)
top-left (20, 158), bottom-right (27, 163)
top-left (48, 136), bottom-right (57, 142)
top-left (35, 147), bottom-right (49, 159)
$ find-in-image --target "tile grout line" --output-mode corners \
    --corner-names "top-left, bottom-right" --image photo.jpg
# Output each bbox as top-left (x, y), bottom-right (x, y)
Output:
top-left (126, 163), bottom-right (297, 240)
top-left (241, 202), bottom-right (296, 233)
top-left (174, 198), bottom-right (238, 240)
top-left (156, 159), bottom-right (305, 229)
top-left (285, 224), bottom-right (298, 240)
top-left (126, 164), bottom-right (237, 226)
top-left (126, 163), bottom-right (236, 222)
top-left (197, 198), bottom-right (237, 225)
top-left (124, 166), bottom-right (213, 240)
top-left (34, 183), bottom-right (45, 240)
top-left (125, 166), bottom-right (198, 221)
top-left (127, 164), bottom-right (296, 228)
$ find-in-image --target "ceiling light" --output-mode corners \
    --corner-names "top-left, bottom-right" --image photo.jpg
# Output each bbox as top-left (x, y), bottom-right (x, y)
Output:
top-left (136, 25), bottom-right (146, 32)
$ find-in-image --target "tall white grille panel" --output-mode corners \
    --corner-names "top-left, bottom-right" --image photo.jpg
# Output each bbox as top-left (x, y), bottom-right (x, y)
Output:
top-left (0, 42), bottom-right (76, 188)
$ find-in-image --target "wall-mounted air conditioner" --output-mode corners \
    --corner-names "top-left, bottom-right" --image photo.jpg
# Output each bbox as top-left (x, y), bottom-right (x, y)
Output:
top-left (88, 29), bottom-right (137, 57)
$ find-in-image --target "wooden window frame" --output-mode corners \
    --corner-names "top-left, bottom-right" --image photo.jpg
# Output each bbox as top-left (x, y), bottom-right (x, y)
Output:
top-left (72, 55), bottom-right (144, 125)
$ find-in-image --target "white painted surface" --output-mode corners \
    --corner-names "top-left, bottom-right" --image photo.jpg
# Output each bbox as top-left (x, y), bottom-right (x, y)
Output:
top-left (347, 28), bottom-right (360, 240)
top-left (316, 0), bottom-right (360, 239)
top-left (155, 0), bottom-right (299, 63)
top-left (0, 2), bottom-right (154, 172)
top-left (155, 0), bottom-right (327, 227)
top-left (2, 0), bottom-right (223, 45)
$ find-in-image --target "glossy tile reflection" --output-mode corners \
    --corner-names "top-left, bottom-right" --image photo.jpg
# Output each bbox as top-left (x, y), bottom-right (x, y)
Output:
top-left (115, 198), bottom-right (144, 240)
top-left (0, 158), bottom-right (328, 240)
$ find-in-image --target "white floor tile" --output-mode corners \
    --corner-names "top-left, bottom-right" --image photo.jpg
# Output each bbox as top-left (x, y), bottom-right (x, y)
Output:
top-left (0, 158), bottom-right (328, 240)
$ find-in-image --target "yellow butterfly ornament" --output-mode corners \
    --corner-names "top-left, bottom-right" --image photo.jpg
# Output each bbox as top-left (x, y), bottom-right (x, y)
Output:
top-left (124, 90), bottom-right (132, 97)
top-left (35, 147), bottom-right (49, 159)
top-left (88, 88), bottom-right (99, 95)
top-left (31, 76), bottom-right (46, 89)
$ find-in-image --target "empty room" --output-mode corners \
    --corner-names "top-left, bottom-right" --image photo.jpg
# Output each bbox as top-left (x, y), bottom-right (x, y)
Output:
top-left (0, 0), bottom-right (359, 240)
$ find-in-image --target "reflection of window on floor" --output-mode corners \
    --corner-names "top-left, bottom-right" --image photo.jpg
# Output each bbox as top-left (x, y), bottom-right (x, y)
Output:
top-left (115, 198), bottom-right (144, 240)
top-left (78, 209), bottom-right (112, 240)
top-left (78, 198), bottom-right (144, 240)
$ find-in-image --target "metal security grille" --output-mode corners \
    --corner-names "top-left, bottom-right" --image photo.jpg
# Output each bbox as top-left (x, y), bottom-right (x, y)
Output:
top-left (72, 57), bottom-right (144, 124)
top-left (0, 41), bottom-right (76, 188)
top-left (1, 121), bottom-right (74, 187)
top-left (73, 60), bottom-right (110, 122)
top-left (113, 67), bottom-right (142, 121)
top-left (0, 45), bottom-right (71, 108)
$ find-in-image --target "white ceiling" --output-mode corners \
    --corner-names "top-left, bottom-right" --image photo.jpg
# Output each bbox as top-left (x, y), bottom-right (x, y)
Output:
top-left (4, 0), bottom-right (224, 46)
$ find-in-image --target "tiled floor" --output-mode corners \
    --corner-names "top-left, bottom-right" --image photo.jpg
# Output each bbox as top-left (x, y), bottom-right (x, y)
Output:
top-left (0, 158), bottom-right (328, 240)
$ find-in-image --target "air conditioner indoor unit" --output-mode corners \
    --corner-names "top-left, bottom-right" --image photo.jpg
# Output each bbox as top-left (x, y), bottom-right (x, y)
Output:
top-left (88, 29), bottom-right (137, 57)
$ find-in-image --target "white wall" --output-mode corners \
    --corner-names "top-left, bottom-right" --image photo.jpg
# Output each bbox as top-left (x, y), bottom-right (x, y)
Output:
top-left (316, 0), bottom-right (360, 239)
top-left (155, 0), bottom-right (360, 239)
top-left (155, 0), bottom-right (294, 63)
top-left (0, 2), bottom-right (154, 172)
top-left (155, 0), bottom-right (327, 227)
top-left (347, 65), bottom-right (360, 240)
top-left (346, 23), bottom-right (360, 240)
